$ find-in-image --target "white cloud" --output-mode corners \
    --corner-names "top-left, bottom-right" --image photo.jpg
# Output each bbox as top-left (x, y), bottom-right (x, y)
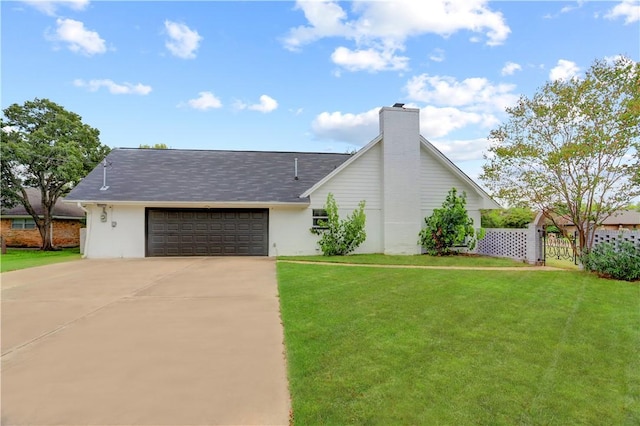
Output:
top-left (331, 46), bottom-right (409, 72)
top-left (501, 61), bottom-right (522, 76)
top-left (73, 79), bottom-right (152, 95)
top-left (429, 48), bottom-right (445, 62)
top-left (604, 0), bottom-right (640, 24)
top-left (283, 0), bottom-right (510, 72)
top-left (420, 106), bottom-right (493, 139)
top-left (283, 1), bottom-right (350, 51)
top-left (23, 0), bottom-right (89, 16)
top-left (50, 18), bottom-right (106, 56)
top-left (234, 95), bottom-right (279, 113)
top-left (310, 71), bottom-right (520, 145)
top-left (309, 104), bottom-right (499, 145)
top-left (249, 95), bottom-right (279, 113)
top-left (311, 107), bottom-right (380, 144)
top-left (184, 92), bottom-right (222, 110)
top-left (402, 74), bottom-right (517, 140)
top-left (164, 20), bottom-right (202, 59)
top-left (430, 138), bottom-right (489, 162)
top-left (549, 59), bottom-right (581, 81)
top-left (405, 74), bottom-right (518, 112)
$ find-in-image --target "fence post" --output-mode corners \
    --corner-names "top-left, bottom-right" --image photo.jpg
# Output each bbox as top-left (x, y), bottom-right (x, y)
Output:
top-left (526, 223), bottom-right (543, 265)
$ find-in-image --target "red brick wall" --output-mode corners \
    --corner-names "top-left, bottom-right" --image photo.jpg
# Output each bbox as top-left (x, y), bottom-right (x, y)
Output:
top-left (0, 219), bottom-right (83, 248)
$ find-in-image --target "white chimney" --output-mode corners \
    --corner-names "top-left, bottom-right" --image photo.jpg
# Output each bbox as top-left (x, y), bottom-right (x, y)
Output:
top-left (380, 105), bottom-right (421, 254)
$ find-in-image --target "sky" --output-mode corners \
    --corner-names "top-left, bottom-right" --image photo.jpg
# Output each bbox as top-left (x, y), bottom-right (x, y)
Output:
top-left (2, 0), bottom-right (639, 183)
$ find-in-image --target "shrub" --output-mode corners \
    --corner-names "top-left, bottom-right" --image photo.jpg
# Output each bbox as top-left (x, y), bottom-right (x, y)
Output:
top-left (419, 188), bottom-right (483, 255)
top-left (581, 239), bottom-right (640, 281)
top-left (311, 193), bottom-right (366, 256)
top-left (481, 207), bottom-right (534, 228)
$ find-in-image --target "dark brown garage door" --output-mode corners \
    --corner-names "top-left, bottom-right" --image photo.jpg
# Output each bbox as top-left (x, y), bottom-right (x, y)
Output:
top-left (146, 209), bottom-right (268, 256)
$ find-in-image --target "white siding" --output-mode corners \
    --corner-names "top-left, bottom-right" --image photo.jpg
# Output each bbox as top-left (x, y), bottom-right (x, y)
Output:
top-left (420, 145), bottom-right (482, 212)
top-left (269, 207), bottom-right (383, 255)
top-left (310, 143), bottom-right (382, 210)
top-left (84, 204), bottom-right (145, 258)
top-left (305, 143), bottom-right (383, 254)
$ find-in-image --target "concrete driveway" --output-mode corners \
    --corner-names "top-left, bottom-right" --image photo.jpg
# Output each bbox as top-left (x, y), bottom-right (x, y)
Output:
top-left (1, 257), bottom-right (290, 425)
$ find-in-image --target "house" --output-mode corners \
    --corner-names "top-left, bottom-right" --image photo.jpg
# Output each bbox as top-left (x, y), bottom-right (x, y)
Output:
top-left (1, 188), bottom-right (85, 248)
top-left (65, 105), bottom-right (500, 258)
top-left (558, 210), bottom-right (640, 233)
top-left (599, 210), bottom-right (640, 231)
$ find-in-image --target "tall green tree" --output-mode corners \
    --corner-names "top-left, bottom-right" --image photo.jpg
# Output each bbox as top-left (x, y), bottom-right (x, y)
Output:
top-left (481, 56), bottom-right (640, 251)
top-left (1, 98), bottom-right (110, 250)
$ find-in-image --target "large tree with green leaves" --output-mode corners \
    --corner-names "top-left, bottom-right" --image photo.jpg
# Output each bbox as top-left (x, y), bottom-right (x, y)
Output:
top-left (1, 98), bottom-right (110, 250)
top-left (481, 56), bottom-right (640, 252)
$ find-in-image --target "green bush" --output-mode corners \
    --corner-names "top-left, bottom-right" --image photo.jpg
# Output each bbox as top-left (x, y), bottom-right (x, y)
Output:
top-left (581, 239), bottom-right (640, 281)
top-left (481, 207), bottom-right (534, 228)
top-left (311, 193), bottom-right (366, 256)
top-left (419, 188), bottom-right (483, 256)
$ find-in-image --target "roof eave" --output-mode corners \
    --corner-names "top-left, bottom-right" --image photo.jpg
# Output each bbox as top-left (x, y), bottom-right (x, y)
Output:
top-left (64, 199), bottom-right (310, 209)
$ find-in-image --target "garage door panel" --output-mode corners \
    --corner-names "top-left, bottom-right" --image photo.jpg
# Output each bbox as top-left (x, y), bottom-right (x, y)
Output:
top-left (147, 208), bottom-right (268, 257)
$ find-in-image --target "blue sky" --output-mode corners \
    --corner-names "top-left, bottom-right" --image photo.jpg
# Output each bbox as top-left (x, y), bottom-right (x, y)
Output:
top-left (2, 0), bottom-right (639, 182)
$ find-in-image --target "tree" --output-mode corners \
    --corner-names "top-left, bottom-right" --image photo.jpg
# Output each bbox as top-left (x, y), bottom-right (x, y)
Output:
top-left (481, 56), bottom-right (640, 252)
top-left (139, 143), bottom-right (169, 149)
top-left (481, 207), bottom-right (535, 228)
top-left (310, 193), bottom-right (366, 256)
top-left (418, 188), bottom-right (482, 255)
top-left (1, 98), bottom-right (110, 250)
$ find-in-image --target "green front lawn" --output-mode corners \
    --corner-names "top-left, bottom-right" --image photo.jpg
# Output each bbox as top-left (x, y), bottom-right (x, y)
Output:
top-left (278, 262), bottom-right (640, 425)
top-left (0, 248), bottom-right (81, 273)
top-left (279, 253), bottom-right (529, 267)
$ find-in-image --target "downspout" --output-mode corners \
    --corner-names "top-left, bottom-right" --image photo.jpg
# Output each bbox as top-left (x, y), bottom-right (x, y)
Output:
top-left (77, 203), bottom-right (90, 258)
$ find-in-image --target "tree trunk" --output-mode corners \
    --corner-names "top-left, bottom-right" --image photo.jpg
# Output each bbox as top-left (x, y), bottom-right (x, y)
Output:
top-left (39, 194), bottom-right (56, 251)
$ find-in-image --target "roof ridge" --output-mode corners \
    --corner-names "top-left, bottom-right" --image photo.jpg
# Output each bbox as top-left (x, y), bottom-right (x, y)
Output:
top-left (114, 147), bottom-right (352, 156)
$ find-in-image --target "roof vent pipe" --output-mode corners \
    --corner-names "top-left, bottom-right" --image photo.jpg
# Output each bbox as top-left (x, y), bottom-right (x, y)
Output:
top-left (100, 158), bottom-right (109, 191)
top-left (294, 158), bottom-right (299, 180)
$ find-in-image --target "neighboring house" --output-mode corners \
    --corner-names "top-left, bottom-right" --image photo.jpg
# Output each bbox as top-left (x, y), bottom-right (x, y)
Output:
top-left (65, 105), bottom-right (500, 258)
top-left (600, 210), bottom-right (640, 230)
top-left (1, 188), bottom-right (85, 248)
top-left (558, 210), bottom-right (640, 233)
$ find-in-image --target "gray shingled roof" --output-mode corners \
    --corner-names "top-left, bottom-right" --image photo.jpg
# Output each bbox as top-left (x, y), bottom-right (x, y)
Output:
top-left (66, 148), bottom-right (352, 204)
top-left (602, 210), bottom-right (640, 225)
top-left (2, 187), bottom-right (85, 218)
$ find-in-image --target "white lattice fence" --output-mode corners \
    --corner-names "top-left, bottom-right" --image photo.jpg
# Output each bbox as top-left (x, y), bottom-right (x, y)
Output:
top-left (593, 230), bottom-right (640, 249)
top-left (477, 228), bottom-right (529, 261)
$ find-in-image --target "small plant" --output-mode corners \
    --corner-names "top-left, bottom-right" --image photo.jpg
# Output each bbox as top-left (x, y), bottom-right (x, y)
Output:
top-left (581, 238), bottom-right (640, 281)
top-left (418, 188), bottom-right (484, 256)
top-left (310, 193), bottom-right (366, 256)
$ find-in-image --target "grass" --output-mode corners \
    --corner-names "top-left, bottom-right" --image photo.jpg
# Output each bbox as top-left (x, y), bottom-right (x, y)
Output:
top-left (278, 253), bottom-right (529, 267)
top-left (545, 257), bottom-right (581, 270)
top-left (277, 262), bottom-right (640, 425)
top-left (0, 248), bottom-right (81, 273)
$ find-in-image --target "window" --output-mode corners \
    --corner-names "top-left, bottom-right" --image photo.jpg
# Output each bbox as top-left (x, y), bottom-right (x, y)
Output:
top-left (312, 209), bottom-right (329, 229)
top-left (11, 218), bottom-right (37, 230)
